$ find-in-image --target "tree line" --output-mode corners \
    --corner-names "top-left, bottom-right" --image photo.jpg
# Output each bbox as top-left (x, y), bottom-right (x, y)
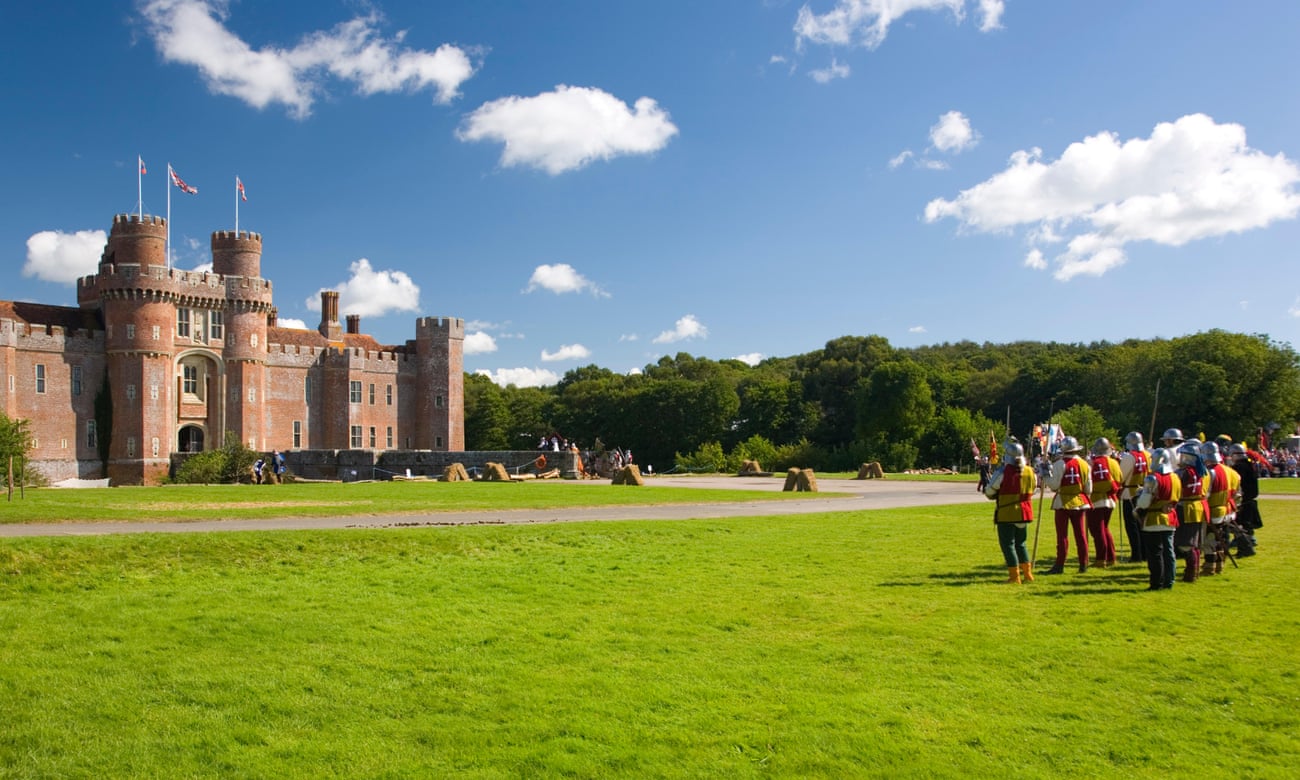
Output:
top-left (464, 330), bottom-right (1300, 473)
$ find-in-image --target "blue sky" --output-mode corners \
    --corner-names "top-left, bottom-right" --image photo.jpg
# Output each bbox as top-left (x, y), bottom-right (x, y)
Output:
top-left (5, 1), bottom-right (1300, 386)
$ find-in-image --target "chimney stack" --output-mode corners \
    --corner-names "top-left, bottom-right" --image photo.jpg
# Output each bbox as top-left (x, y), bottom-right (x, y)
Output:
top-left (319, 291), bottom-right (342, 340)
top-left (346, 314), bottom-right (360, 335)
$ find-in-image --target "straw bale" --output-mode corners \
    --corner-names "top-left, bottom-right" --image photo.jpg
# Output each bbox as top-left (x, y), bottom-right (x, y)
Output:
top-left (856, 461), bottom-right (885, 479)
top-left (739, 459), bottom-right (764, 475)
top-left (611, 465), bottom-right (644, 486)
top-left (440, 463), bottom-right (470, 482)
top-left (783, 468), bottom-right (801, 491)
top-left (483, 462), bottom-right (512, 482)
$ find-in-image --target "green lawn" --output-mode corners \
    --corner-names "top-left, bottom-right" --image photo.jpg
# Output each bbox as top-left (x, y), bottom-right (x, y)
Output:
top-left (0, 480), bottom-right (820, 524)
top-left (1, 499), bottom-right (1296, 777)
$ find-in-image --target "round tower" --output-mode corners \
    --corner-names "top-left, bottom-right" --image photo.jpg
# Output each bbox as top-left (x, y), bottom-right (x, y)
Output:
top-left (211, 230), bottom-right (262, 278)
top-left (102, 213), bottom-right (167, 269)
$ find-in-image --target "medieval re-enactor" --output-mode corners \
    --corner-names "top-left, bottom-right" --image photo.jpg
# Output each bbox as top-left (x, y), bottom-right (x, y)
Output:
top-left (1174, 440), bottom-right (1211, 583)
top-left (983, 442), bottom-right (1037, 584)
top-left (1228, 443), bottom-right (1261, 557)
top-left (1201, 441), bottom-right (1239, 576)
top-left (1086, 437), bottom-right (1121, 568)
top-left (1046, 436), bottom-right (1092, 574)
top-left (1135, 448), bottom-right (1182, 590)
top-left (1118, 431), bottom-right (1150, 563)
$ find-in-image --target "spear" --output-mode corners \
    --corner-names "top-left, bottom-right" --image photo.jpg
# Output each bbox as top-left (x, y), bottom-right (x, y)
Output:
top-left (1031, 397), bottom-right (1056, 565)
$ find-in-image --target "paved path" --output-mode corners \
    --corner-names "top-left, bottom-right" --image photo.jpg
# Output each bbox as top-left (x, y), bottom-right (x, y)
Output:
top-left (0, 477), bottom-right (989, 538)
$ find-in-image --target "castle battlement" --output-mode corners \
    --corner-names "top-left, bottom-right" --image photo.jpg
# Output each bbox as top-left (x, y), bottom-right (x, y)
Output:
top-left (416, 316), bottom-right (466, 339)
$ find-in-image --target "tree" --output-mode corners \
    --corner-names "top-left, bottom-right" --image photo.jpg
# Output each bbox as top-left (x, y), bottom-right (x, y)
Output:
top-left (463, 373), bottom-right (512, 450)
top-left (1, 410), bottom-right (34, 487)
top-left (916, 406), bottom-right (998, 470)
top-left (856, 360), bottom-right (934, 470)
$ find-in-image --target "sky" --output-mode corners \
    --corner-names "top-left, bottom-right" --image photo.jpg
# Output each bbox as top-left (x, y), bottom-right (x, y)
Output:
top-left (4, 1), bottom-right (1300, 387)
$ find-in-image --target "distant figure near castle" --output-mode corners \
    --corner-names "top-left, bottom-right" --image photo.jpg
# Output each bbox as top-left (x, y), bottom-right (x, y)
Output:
top-left (0, 213), bottom-right (464, 484)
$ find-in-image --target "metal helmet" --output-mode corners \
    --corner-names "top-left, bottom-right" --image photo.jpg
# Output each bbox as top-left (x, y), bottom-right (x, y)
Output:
top-left (1151, 447), bottom-right (1176, 475)
top-left (1201, 441), bottom-right (1221, 465)
top-left (1059, 436), bottom-right (1083, 454)
top-left (1124, 431), bottom-right (1145, 451)
top-left (1161, 427), bottom-right (1184, 444)
top-left (1214, 434), bottom-right (1233, 450)
top-left (1227, 443), bottom-right (1248, 460)
top-left (1177, 440), bottom-right (1202, 466)
top-left (1002, 442), bottom-right (1025, 465)
top-left (1091, 437), bottom-right (1113, 456)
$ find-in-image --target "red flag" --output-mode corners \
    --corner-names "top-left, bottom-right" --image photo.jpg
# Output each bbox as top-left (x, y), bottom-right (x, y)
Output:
top-left (237, 177), bottom-right (247, 202)
top-left (169, 165), bottom-right (198, 194)
top-left (989, 432), bottom-right (998, 464)
top-left (139, 156), bottom-right (147, 175)
top-left (970, 438), bottom-right (980, 460)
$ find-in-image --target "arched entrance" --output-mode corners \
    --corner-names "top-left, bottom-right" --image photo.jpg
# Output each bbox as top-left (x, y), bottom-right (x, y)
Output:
top-left (178, 425), bottom-right (205, 453)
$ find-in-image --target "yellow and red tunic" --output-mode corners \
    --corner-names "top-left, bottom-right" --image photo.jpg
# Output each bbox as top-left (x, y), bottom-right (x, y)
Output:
top-left (993, 464), bottom-right (1036, 524)
top-left (1205, 463), bottom-right (1240, 522)
top-left (1088, 454), bottom-right (1122, 508)
top-left (1139, 472), bottom-right (1182, 529)
top-left (1052, 455), bottom-right (1093, 510)
top-left (1178, 466), bottom-right (1211, 525)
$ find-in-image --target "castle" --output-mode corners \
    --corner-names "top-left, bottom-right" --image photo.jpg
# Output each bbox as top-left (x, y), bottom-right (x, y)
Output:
top-left (0, 213), bottom-right (464, 484)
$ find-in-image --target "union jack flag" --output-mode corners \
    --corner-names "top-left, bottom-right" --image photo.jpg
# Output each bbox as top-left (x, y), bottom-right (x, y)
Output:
top-left (169, 165), bottom-right (198, 194)
top-left (139, 156), bottom-right (147, 175)
top-left (237, 177), bottom-right (247, 202)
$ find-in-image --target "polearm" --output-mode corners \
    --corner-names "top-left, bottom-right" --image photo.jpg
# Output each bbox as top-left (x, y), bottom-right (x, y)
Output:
top-left (1031, 396), bottom-right (1056, 564)
top-left (1147, 376), bottom-right (1161, 443)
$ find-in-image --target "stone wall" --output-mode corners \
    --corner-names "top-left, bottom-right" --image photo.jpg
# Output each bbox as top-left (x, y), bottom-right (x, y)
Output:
top-left (170, 449), bottom-right (580, 482)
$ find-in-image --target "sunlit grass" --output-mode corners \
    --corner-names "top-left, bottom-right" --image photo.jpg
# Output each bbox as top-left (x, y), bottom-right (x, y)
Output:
top-left (1, 500), bottom-right (1296, 776)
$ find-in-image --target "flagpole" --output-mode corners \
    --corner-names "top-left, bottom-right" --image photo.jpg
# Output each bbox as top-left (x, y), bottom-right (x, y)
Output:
top-left (137, 156), bottom-right (143, 219)
top-left (235, 176), bottom-right (239, 234)
top-left (166, 163), bottom-right (172, 269)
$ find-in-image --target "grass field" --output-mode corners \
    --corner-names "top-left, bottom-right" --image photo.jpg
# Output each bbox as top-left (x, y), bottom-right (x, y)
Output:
top-left (2, 495), bottom-right (1297, 777)
top-left (0, 481), bottom-right (819, 524)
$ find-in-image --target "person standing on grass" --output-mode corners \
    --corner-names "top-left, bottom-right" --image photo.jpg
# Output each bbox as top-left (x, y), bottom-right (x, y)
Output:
top-left (1086, 437), bottom-right (1121, 568)
top-left (1174, 440), bottom-right (1211, 583)
top-left (1200, 441), bottom-right (1239, 576)
top-left (1118, 431), bottom-right (1151, 563)
top-left (983, 442), bottom-right (1037, 584)
top-left (1228, 444), bottom-right (1261, 557)
top-left (1136, 447), bottom-right (1182, 590)
top-left (1046, 436), bottom-right (1093, 574)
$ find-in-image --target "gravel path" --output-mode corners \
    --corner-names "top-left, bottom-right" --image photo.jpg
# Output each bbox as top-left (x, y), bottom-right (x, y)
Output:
top-left (0, 476), bottom-right (989, 538)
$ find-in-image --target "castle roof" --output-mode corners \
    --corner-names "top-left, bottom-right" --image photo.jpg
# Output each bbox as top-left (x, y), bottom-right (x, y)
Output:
top-left (267, 325), bottom-right (398, 353)
top-left (0, 300), bottom-right (102, 331)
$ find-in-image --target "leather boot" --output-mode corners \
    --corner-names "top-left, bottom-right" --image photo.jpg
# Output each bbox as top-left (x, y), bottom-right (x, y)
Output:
top-left (1183, 550), bottom-right (1200, 583)
top-left (1006, 566), bottom-right (1022, 584)
top-left (1202, 555), bottom-right (1216, 576)
top-left (1019, 562), bottom-right (1034, 583)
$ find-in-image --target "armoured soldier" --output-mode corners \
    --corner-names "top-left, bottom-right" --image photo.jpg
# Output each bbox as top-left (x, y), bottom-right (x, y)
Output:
top-left (1118, 431), bottom-right (1150, 562)
top-left (1228, 444), bottom-right (1261, 556)
top-left (1201, 441), bottom-right (1240, 576)
top-left (1174, 440), bottom-right (1211, 583)
top-left (1046, 436), bottom-right (1093, 574)
top-left (1161, 427), bottom-right (1185, 450)
top-left (1086, 437), bottom-right (1121, 568)
top-left (1135, 448), bottom-right (1182, 590)
top-left (983, 442), bottom-right (1037, 584)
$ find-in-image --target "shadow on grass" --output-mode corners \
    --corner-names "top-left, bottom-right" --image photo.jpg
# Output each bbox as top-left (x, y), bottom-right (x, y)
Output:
top-left (878, 564), bottom-right (1158, 593)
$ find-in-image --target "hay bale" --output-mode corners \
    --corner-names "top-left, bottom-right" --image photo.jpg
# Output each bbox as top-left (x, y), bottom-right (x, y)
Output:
top-left (739, 459), bottom-right (764, 475)
top-left (483, 462), bottom-right (512, 482)
top-left (611, 465), bottom-right (644, 486)
top-left (856, 461), bottom-right (885, 480)
top-left (783, 467), bottom-right (801, 492)
top-left (537, 468), bottom-right (561, 480)
top-left (796, 468), bottom-right (819, 492)
top-left (440, 463), bottom-right (470, 482)
top-left (783, 467), bottom-right (819, 492)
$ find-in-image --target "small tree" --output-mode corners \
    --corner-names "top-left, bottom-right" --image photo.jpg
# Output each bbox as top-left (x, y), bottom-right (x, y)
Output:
top-left (172, 431), bottom-right (258, 484)
top-left (1, 410), bottom-right (34, 488)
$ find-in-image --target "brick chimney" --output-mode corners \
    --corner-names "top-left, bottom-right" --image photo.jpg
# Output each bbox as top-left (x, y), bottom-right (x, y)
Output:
top-left (319, 291), bottom-right (342, 340)
top-left (346, 314), bottom-right (360, 335)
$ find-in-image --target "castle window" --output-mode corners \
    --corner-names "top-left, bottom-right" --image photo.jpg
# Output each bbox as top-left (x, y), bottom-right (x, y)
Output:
top-left (61, 439), bottom-right (67, 449)
top-left (436, 436), bottom-right (443, 448)
top-left (126, 324), bottom-right (136, 340)
top-left (436, 394), bottom-right (444, 408)
top-left (151, 437), bottom-right (160, 457)
top-left (127, 437), bottom-right (136, 458)
top-left (152, 325), bottom-right (160, 340)
top-left (250, 333), bottom-right (258, 348)
top-left (304, 376), bottom-right (312, 403)
top-left (127, 384), bottom-right (137, 401)
top-left (248, 387), bottom-right (256, 402)
top-left (183, 364), bottom-right (199, 395)
top-left (87, 420), bottom-right (96, 449)
top-left (386, 384), bottom-right (393, 406)
top-left (350, 426), bottom-right (362, 448)
top-left (192, 311), bottom-right (205, 343)
top-left (386, 426), bottom-right (393, 448)
top-left (150, 385), bottom-right (158, 401)
top-left (369, 383), bottom-right (375, 405)
top-left (349, 381), bottom-right (362, 404)
top-left (368, 427), bottom-right (376, 448)
top-left (293, 421), bottom-right (302, 449)
top-left (35, 364), bottom-right (46, 394)
top-left (210, 311), bottom-right (223, 341)
top-left (72, 366), bottom-right (83, 396)
top-left (177, 308), bottom-right (191, 338)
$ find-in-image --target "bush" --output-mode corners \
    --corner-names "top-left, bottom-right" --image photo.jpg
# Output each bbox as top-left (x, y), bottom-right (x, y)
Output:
top-left (171, 432), bottom-right (259, 484)
top-left (674, 441), bottom-right (727, 472)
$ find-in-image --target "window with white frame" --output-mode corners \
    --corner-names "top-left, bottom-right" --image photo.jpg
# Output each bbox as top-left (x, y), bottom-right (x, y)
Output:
top-left (248, 387), bottom-right (255, 402)
top-left (350, 426), bottom-right (362, 448)
top-left (126, 324), bottom-right (135, 340)
top-left (349, 381), bottom-right (362, 404)
top-left (183, 364), bottom-right (199, 395)
top-left (367, 426), bottom-right (376, 448)
top-left (209, 310), bottom-right (223, 341)
top-left (386, 384), bottom-right (393, 406)
top-left (369, 383), bottom-right (375, 405)
top-left (151, 325), bottom-right (160, 340)
top-left (386, 426), bottom-right (393, 448)
top-left (177, 308), bottom-right (191, 338)
top-left (151, 437), bottom-right (160, 457)
top-left (293, 421), bottom-right (302, 449)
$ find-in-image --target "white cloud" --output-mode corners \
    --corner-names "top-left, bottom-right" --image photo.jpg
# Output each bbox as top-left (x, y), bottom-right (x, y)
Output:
top-left (733, 352), bottom-right (764, 366)
top-left (1023, 249), bottom-right (1047, 270)
top-left (1289, 297), bottom-right (1300, 318)
top-left (457, 85), bottom-right (679, 174)
top-left (918, 158), bottom-right (949, 171)
top-left (276, 317), bottom-right (308, 329)
top-left (809, 59), bottom-right (851, 83)
top-left (475, 367), bottom-right (560, 388)
top-left (930, 110), bottom-right (979, 153)
top-left (524, 263), bottom-right (608, 297)
top-left (794, 0), bottom-right (999, 51)
top-left (138, 0), bottom-right (476, 119)
top-left (23, 229), bottom-right (106, 284)
top-left (307, 258), bottom-right (420, 317)
top-left (541, 343), bottom-right (591, 362)
top-left (925, 114), bottom-right (1300, 281)
top-left (627, 367), bottom-right (643, 376)
top-left (619, 333), bottom-right (639, 342)
top-left (652, 314), bottom-right (708, 344)
top-left (908, 326), bottom-right (927, 333)
top-left (464, 331), bottom-right (498, 355)
top-left (888, 150), bottom-right (914, 169)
